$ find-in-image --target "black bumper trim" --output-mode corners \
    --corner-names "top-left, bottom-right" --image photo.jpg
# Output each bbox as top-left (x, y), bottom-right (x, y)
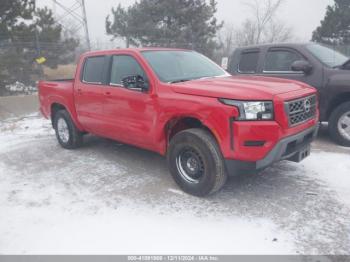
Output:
top-left (229, 117), bottom-right (234, 150)
top-left (224, 125), bottom-right (319, 175)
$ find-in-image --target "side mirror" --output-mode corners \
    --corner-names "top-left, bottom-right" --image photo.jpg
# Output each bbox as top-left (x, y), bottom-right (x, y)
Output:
top-left (121, 75), bottom-right (148, 92)
top-left (291, 60), bottom-right (313, 74)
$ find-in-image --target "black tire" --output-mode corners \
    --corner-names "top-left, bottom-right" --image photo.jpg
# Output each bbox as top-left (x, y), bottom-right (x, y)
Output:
top-left (329, 102), bottom-right (350, 147)
top-left (53, 110), bottom-right (83, 149)
top-left (167, 128), bottom-right (227, 197)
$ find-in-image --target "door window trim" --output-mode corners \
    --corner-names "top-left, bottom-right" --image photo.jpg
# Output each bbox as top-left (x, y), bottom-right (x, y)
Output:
top-left (108, 54), bottom-right (149, 92)
top-left (262, 47), bottom-right (307, 74)
top-left (81, 55), bottom-right (107, 85)
top-left (237, 49), bottom-right (260, 74)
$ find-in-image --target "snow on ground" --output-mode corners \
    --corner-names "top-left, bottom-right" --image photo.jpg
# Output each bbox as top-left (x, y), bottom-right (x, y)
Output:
top-left (302, 151), bottom-right (350, 207)
top-left (0, 203), bottom-right (292, 254)
top-left (0, 115), bottom-right (295, 254)
top-left (0, 115), bottom-right (349, 254)
top-left (5, 81), bottom-right (37, 94)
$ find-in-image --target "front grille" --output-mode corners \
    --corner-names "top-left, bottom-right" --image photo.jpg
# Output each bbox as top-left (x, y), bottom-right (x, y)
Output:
top-left (285, 95), bottom-right (317, 126)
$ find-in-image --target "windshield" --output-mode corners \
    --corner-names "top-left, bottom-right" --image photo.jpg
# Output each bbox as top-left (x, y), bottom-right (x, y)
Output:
top-left (306, 43), bottom-right (349, 67)
top-left (141, 50), bottom-right (228, 83)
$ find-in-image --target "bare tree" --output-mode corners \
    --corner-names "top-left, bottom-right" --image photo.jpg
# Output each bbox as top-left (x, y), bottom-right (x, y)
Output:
top-left (219, 0), bottom-right (294, 52)
top-left (263, 18), bottom-right (293, 43)
top-left (218, 23), bottom-right (236, 57)
top-left (245, 0), bottom-right (286, 44)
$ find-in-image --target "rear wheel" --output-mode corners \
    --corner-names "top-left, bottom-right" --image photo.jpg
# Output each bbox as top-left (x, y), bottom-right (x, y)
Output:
top-left (167, 128), bottom-right (227, 196)
top-left (53, 110), bottom-right (83, 149)
top-left (329, 102), bottom-right (350, 147)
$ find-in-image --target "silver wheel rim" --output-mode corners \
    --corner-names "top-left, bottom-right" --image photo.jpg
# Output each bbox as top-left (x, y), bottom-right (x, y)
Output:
top-left (338, 111), bottom-right (350, 141)
top-left (175, 148), bottom-right (204, 184)
top-left (57, 118), bottom-right (70, 143)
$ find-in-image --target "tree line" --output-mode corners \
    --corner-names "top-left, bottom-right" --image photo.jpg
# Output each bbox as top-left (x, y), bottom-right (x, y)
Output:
top-left (0, 0), bottom-right (349, 95)
top-left (0, 0), bottom-right (79, 95)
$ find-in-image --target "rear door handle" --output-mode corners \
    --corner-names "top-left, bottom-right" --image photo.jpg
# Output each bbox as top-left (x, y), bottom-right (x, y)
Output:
top-left (105, 91), bottom-right (111, 95)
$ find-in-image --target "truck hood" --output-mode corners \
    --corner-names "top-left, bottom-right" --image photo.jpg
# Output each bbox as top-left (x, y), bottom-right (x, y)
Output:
top-left (170, 76), bottom-right (311, 100)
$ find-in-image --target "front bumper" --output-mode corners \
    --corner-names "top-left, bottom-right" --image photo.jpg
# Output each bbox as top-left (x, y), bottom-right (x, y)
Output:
top-left (224, 125), bottom-right (319, 175)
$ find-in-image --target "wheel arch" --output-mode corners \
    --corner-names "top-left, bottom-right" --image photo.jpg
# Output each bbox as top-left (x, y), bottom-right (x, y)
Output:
top-left (51, 103), bottom-right (66, 127)
top-left (326, 92), bottom-right (350, 120)
top-left (49, 99), bottom-right (84, 131)
top-left (164, 116), bottom-right (221, 152)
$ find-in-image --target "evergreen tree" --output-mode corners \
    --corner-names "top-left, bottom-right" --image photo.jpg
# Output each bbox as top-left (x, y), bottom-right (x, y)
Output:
top-left (0, 0), bottom-right (35, 92)
top-left (0, 1), bottom-right (79, 95)
top-left (106, 0), bottom-right (223, 58)
top-left (0, 0), bottom-right (35, 41)
top-left (312, 0), bottom-right (350, 45)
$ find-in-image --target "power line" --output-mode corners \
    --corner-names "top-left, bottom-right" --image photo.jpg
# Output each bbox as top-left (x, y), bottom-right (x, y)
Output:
top-left (51, 0), bottom-right (91, 50)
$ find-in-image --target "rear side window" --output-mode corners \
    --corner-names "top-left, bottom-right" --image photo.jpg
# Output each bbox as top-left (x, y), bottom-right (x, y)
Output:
top-left (264, 49), bottom-right (304, 72)
top-left (110, 55), bottom-right (147, 85)
top-left (238, 51), bottom-right (259, 73)
top-left (82, 56), bottom-right (105, 84)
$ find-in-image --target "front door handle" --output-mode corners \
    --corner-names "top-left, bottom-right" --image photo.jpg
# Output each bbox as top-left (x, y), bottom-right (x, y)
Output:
top-left (105, 91), bottom-right (111, 95)
top-left (77, 88), bottom-right (83, 95)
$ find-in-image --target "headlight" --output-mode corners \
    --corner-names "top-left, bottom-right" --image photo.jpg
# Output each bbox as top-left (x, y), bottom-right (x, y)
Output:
top-left (219, 99), bottom-right (274, 120)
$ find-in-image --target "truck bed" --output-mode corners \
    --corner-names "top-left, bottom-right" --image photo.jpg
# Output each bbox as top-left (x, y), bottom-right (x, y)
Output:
top-left (38, 79), bottom-right (75, 119)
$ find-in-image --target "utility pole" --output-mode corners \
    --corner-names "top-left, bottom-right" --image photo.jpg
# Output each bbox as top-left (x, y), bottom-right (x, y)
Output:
top-left (34, 26), bottom-right (44, 76)
top-left (81, 0), bottom-right (91, 51)
top-left (52, 0), bottom-right (56, 16)
top-left (34, 27), bottom-right (41, 56)
top-left (51, 0), bottom-right (91, 50)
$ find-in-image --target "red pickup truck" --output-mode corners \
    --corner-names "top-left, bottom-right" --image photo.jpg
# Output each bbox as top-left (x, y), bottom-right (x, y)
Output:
top-left (39, 48), bottom-right (319, 196)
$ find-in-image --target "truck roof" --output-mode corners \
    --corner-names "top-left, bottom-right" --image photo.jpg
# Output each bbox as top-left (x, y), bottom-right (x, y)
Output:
top-left (82, 47), bottom-right (191, 57)
top-left (235, 42), bottom-right (312, 50)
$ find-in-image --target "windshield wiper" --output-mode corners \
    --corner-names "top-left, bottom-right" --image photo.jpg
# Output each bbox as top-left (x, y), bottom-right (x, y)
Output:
top-left (169, 75), bottom-right (228, 84)
top-left (169, 79), bottom-right (192, 84)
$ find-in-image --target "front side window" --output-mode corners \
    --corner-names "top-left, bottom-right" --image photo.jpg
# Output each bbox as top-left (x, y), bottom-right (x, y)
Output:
top-left (82, 56), bottom-right (105, 84)
top-left (238, 51), bottom-right (259, 73)
top-left (141, 50), bottom-right (228, 83)
top-left (264, 49), bottom-right (304, 72)
top-left (110, 55), bottom-right (147, 86)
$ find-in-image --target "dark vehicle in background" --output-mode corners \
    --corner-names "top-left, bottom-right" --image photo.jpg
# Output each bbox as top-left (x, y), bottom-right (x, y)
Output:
top-left (228, 43), bottom-right (350, 147)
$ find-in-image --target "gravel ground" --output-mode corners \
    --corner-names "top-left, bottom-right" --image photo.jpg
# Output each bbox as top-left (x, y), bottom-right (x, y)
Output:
top-left (0, 114), bottom-right (349, 254)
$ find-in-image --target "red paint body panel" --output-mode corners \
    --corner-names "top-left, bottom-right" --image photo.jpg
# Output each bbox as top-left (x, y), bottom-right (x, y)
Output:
top-left (171, 75), bottom-right (313, 100)
top-left (38, 48), bottom-right (319, 163)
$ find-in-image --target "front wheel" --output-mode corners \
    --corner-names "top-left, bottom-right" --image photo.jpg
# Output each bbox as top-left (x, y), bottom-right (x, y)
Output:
top-left (329, 102), bottom-right (350, 147)
top-left (167, 128), bottom-right (227, 197)
top-left (53, 110), bottom-right (83, 149)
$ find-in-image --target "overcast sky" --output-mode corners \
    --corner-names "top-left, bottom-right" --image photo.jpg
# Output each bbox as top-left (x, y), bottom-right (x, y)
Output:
top-left (38, 0), bottom-right (334, 46)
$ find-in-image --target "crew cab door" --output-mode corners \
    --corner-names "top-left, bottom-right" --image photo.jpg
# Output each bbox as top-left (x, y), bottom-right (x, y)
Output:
top-left (259, 47), bottom-right (322, 90)
top-left (101, 54), bottom-right (156, 149)
top-left (74, 55), bottom-right (108, 133)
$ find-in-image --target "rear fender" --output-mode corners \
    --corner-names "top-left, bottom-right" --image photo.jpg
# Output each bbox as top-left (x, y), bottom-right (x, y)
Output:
top-left (48, 95), bottom-right (85, 131)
